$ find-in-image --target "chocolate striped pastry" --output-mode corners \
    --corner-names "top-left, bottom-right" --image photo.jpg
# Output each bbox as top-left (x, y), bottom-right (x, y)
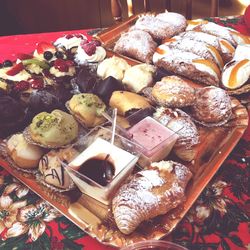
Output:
top-left (193, 22), bottom-right (250, 47)
top-left (164, 37), bottom-right (224, 69)
top-left (112, 160), bottom-right (192, 235)
top-left (177, 31), bottom-right (235, 62)
top-left (114, 30), bottom-right (157, 63)
top-left (153, 45), bottom-right (220, 86)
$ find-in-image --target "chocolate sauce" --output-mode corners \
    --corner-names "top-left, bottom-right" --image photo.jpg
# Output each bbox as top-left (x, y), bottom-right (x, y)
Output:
top-left (78, 155), bottom-right (115, 186)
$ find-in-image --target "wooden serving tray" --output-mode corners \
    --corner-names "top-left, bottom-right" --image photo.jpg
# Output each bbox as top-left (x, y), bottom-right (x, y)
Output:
top-left (0, 97), bottom-right (248, 248)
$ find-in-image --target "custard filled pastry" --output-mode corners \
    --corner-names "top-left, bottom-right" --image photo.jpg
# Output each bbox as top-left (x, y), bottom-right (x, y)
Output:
top-left (151, 76), bottom-right (196, 107)
top-left (164, 37), bottom-right (224, 69)
top-left (153, 45), bottom-right (220, 86)
top-left (192, 22), bottom-right (250, 47)
top-left (112, 160), bottom-right (192, 235)
top-left (114, 30), bottom-right (157, 63)
top-left (177, 31), bottom-right (235, 62)
top-left (190, 86), bottom-right (232, 125)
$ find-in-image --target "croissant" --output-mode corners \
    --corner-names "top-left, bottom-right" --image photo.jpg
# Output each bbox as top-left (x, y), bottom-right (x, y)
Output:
top-left (112, 161), bottom-right (192, 235)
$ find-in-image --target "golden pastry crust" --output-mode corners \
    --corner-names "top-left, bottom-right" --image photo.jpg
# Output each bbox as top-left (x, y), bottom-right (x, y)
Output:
top-left (68, 93), bottom-right (106, 128)
top-left (112, 160), bottom-right (192, 235)
top-left (151, 76), bottom-right (196, 107)
top-left (7, 133), bottom-right (44, 169)
top-left (109, 91), bottom-right (151, 116)
top-left (190, 86), bottom-right (232, 125)
top-left (114, 30), bottom-right (157, 63)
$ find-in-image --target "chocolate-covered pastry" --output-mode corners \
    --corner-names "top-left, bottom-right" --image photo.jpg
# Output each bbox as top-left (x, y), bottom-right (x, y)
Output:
top-left (0, 96), bottom-right (26, 138)
top-left (93, 76), bottom-right (125, 105)
top-left (190, 86), bottom-right (232, 125)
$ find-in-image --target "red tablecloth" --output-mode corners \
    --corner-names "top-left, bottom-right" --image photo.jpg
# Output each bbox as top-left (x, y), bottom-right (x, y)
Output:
top-left (0, 16), bottom-right (249, 250)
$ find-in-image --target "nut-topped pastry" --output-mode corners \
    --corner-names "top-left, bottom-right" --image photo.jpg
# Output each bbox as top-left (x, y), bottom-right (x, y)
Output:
top-left (29, 109), bottom-right (79, 147)
top-left (151, 76), bottom-right (196, 107)
top-left (112, 160), bottom-right (192, 235)
top-left (68, 93), bottom-right (106, 128)
top-left (190, 86), bottom-right (232, 125)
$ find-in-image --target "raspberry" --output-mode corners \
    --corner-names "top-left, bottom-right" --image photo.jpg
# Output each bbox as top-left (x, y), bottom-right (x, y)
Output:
top-left (66, 34), bottom-right (73, 39)
top-left (30, 79), bottom-right (44, 89)
top-left (14, 81), bottom-right (29, 92)
top-left (54, 59), bottom-right (69, 72)
top-left (91, 39), bottom-right (101, 47)
top-left (80, 39), bottom-right (89, 47)
top-left (82, 42), bottom-right (96, 56)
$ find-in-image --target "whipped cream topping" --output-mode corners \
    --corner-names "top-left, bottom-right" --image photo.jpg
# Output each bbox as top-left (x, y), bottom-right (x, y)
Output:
top-left (233, 44), bottom-right (250, 61)
top-left (54, 34), bottom-right (87, 50)
top-left (0, 67), bottom-right (31, 81)
top-left (222, 60), bottom-right (250, 89)
top-left (49, 66), bottom-right (76, 77)
top-left (75, 46), bottom-right (106, 65)
top-left (33, 48), bottom-right (57, 62)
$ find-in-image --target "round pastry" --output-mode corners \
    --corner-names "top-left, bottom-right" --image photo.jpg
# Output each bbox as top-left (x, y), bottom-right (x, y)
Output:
top-left (68, 93), bottom-right (106, 127)
top-left (7, 133), bottom-right (45, 169)
top-left (38, 147), bottom-right (79, 189)
top-left (151, 76), bottom-right (196, 107)
top-left (109, 91), bottom-right (151, 116)
top-left (29, 109), bottom-right (79, 147)
top-left (122, 64), bottom-right (156, 93)
top-left (0, 96), bottom-right (26, 138)
top-left (190, 86), bottom-right (232, 125)
top-left (97, 56), bottom-right (131, 81)
top-left (167, 117), bottom-right (200, 161)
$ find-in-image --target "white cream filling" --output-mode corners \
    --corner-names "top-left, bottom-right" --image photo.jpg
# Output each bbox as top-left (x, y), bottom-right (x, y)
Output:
top-left (234, 44), bottom-right (250, 61)
top-left (0, 67), bottom-right (31, 81)
top-left (49, 66), bottom-right (75, 77)
top-left (193, 62), bottom-right (219, 80)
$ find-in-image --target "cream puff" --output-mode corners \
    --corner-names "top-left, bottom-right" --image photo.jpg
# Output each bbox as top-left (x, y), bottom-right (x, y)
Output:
top-left (7, 133), bottom-right (45, 169)
top-left (29, 109), bottom-right (79, 147)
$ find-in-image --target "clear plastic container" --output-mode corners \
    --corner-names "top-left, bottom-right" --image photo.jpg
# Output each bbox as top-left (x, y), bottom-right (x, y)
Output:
top-left (120, 240), bottom-right (188, 250)
top-left (64, 126), bottom-right (140, 205)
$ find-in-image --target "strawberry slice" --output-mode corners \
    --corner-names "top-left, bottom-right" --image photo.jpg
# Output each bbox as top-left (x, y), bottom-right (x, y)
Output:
top-left (17, 53), bottom-right (33, 60)
top-left (6, 63), bottom-right (24, 76)
top-left (37, 42), bottom-right (55, 54)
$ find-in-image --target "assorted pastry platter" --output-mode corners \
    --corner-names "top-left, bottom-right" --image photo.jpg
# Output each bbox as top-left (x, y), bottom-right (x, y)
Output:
top-left (0, 11), bottom-right (249, 248)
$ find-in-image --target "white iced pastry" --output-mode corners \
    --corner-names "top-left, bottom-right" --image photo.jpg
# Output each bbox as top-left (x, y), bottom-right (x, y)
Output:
top-left (7, 134), bottom-right (44, 169)
top-left (54, 34), bottom-right (87, 50)
top-left (122, 64), bottom-right (156, 93)
top-left (75, 45), bottom-right (106, 64)
top-left (97, 56), bottom-right (131, 81)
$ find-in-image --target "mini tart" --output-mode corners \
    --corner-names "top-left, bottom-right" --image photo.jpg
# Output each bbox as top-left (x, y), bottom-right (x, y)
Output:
top-left (7, 134), bottom-right (45, 169)
top-left (29, 109), bottom-right (79, 148)
top-left (68, 93), bottom-right (106, 128)
top-left (109, 91), bottom-right (151, 116)
top-left (222, 59), bottom-right (250, 90)
top-left (153, 45), bottom-right (220, 86)
top-left (190, 86), bottom-right (232, 126)
top-left (151, 75), bottom-right (196, 108)
top-left (38, 147), bottom-right (79, 189)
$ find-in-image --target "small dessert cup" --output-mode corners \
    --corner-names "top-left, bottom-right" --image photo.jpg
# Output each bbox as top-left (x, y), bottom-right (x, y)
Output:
top-left (127, 116), bottom-right (180, 167)
top-left (63, 126), bottom-right (140, 205)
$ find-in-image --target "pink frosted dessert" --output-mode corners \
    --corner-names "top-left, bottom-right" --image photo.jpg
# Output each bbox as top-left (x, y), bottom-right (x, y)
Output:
top-left (128, 116), bottom-right (179, 163)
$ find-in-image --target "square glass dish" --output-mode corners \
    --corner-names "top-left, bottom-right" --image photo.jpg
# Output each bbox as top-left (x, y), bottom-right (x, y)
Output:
top-left (64, 126), bottom-right (140, 205)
